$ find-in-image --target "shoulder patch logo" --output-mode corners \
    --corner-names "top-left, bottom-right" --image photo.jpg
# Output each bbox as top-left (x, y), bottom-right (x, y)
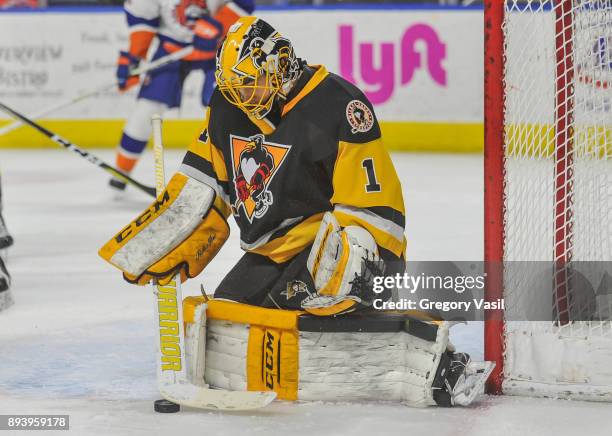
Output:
top-left (346, 100), bottom-right (374, 134)
top-left (229, 134), bottom-right (291, 223)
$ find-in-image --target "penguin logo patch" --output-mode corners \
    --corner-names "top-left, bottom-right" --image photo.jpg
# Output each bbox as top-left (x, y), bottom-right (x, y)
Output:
top-left (346, 100), bottom-right (374, 134)
top-left (229, 134), bottom-right (291, 222)
top-left (281, 280), bottom-right (311, 301)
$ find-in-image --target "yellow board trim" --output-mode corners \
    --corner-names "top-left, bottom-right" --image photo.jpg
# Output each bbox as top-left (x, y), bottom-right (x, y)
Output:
top-left (380, 121), bottom-right (483, 152)
top-left (0, 119), bottom-right (484, 152)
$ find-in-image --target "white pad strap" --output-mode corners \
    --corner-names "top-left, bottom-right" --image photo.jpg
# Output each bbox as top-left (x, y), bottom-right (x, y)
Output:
top-left (185, 303), bottom-right (208, 386)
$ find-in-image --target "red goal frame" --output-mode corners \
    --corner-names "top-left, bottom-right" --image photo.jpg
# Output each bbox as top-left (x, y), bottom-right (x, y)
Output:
top-left (483, 0), bottom-right (575, 395)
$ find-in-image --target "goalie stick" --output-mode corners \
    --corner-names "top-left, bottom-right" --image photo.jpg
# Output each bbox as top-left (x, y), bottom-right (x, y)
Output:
top-left (150, 114), bottom-right (277, 411)
top-left (0, 46), bottom-right (194, 137)
top-left (0, 101), bottom-right (156, 198)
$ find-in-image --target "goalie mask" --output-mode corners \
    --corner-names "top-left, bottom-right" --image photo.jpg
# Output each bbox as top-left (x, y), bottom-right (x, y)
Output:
top-left (215, 16), bottom-right (301, 119)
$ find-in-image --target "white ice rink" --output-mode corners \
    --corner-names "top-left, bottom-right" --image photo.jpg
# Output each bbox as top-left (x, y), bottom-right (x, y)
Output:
top-left (0, 149), bottom-right (610, 436)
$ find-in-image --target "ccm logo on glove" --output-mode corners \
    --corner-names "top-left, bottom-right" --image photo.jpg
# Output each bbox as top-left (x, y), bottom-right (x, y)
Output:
top-left (115, 191), bottom-right (171, 243)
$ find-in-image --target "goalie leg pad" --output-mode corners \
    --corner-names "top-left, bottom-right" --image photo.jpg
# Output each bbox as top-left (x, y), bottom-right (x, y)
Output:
top-left (99, 172), bottom-right (229, 285)
top-left (183, 299), bottom-right (490, 406)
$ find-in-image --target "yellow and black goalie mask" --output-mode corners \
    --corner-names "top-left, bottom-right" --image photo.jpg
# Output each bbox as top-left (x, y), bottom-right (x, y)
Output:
top-left (215, 16), bottom-right (300, 119)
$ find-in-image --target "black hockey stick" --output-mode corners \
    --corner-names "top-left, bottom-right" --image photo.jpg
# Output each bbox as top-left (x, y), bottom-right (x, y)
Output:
top-left (0, 101), bottom-right (156, 198)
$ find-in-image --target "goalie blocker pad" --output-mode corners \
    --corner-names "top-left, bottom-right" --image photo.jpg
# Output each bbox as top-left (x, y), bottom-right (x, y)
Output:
top-left (99, 173), bottom-right (229, 285)
top-left (183, 298), bottom-right (453, 406)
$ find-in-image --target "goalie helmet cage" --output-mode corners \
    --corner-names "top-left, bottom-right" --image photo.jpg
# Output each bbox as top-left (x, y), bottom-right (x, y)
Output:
top-left (484, 0), bottom-right (612, 400)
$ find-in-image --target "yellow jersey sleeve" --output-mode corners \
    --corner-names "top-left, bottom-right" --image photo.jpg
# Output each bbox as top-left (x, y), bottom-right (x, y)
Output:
top-left (179, 109), bottom-right (232, 218)
top-left (330, 138), bottom-right (407, 258)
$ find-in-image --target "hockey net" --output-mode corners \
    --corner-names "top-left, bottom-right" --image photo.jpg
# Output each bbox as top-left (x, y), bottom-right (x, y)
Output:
top-left (484, 0), bottom-right (612, 401)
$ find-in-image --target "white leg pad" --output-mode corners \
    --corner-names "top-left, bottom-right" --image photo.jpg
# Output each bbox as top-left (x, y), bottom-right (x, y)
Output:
top-left (184, 299), bottom-right (456, 407)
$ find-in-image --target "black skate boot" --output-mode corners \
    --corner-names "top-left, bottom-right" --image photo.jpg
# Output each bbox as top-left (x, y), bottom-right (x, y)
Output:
top-left (432, 351), bottom-right (495, 407)
top-left (432, 352), bottom-right (471, 407)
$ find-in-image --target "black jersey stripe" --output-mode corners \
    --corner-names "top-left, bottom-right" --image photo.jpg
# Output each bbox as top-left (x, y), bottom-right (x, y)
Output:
top-left (365, 206), bottom-right (406, 229)
top-left (182, 151), bottom-right (230, 196)
top-left (183, 150), bottom-right (215, 176)
top-left (240, 216), bottom-right (304, 246)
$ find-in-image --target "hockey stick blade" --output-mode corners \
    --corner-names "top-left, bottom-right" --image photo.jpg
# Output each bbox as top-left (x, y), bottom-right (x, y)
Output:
top-left (0, 101), bottom-right (156, 198)
top-left (160, 383), bottom-right (277, 411)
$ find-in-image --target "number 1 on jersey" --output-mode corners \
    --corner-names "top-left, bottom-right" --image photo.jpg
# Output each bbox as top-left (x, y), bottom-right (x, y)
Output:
top-left (362, 158), bottom-right (381, 193)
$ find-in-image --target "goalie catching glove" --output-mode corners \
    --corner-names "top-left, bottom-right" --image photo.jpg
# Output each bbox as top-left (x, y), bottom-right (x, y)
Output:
top-left (99, 173), bottom-right (229, 285)
top-left (303, 212), bottom-right (386, 315)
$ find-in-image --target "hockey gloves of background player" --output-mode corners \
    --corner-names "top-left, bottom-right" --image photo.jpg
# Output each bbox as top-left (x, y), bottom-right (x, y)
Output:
top-left (99, 173), bottom-right (229, 286)
top-left (163, 16), bottom-right (223, 64)
top-left (303, 212), bottom-right (385, 316)
top-left (116, 51), bottom-right (141, 91)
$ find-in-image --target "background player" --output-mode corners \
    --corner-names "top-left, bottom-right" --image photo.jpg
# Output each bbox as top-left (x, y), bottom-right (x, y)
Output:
top-left (110, 0), bottom-right (254, 193)
top-left (0, 172), bottom-right (12, 251)
top-left (0, 172), bottom-right (12, 310)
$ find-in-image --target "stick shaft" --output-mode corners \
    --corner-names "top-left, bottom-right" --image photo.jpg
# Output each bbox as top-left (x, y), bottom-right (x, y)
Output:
top-left (0, 100), bottom-right (156, 197)
top-left (150, 114), bottom-right (189, 387)
top-left (151, 114), bottom-right (165, 196)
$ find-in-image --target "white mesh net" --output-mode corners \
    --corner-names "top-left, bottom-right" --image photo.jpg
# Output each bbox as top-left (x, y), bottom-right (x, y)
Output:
top-left (501, 0), bottom-right (612, 400)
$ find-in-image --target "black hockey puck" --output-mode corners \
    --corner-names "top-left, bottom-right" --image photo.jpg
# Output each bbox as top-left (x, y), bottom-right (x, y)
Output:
top-left (154, 399), bottom-right (180, 413)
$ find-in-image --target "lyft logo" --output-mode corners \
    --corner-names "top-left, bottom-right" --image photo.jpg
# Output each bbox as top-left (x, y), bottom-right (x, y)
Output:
top-left (339, 24), bottom-right (447, 104)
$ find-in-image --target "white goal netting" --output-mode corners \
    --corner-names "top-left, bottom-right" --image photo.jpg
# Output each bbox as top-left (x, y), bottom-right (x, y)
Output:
top-left (501, 0), bottom-right (612, 400)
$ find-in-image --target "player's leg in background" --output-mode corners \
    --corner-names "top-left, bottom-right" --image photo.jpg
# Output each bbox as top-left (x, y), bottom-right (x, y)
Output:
top-left (201, 64), bottom-right (217, 107)
top-left (110, 45), bottom-right (183, 192)
top-left (0, 256), bottom-right (10, 293)
top-left (111, 98), bottom-right (168, 192)
top-left (0, 171), bottom-right (12, 311)
top-left (0, 255), bottom-right (12, 311)
top-left (0, 172), bottom-right (13, 249)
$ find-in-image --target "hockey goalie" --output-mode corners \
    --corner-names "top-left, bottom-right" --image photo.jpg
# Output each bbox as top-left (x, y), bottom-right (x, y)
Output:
top-left (100, 16), bottom-right (492, 408)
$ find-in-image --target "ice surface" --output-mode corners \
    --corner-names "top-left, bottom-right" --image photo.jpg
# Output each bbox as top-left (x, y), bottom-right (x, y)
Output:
top-left (0, 150), bottom-right (609, 436)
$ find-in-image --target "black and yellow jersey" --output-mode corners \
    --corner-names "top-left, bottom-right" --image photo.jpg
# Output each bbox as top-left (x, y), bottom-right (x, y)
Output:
top-left (179, 64), bottom-right (406, 264)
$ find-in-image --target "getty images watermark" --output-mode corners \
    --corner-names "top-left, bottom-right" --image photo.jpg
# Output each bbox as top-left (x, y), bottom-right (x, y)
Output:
top-left (371, 272), bottom-right (505, 312)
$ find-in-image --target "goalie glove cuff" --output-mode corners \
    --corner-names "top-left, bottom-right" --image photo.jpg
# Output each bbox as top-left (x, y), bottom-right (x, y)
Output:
top-left (303, 212), bottom-right (385, 315)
